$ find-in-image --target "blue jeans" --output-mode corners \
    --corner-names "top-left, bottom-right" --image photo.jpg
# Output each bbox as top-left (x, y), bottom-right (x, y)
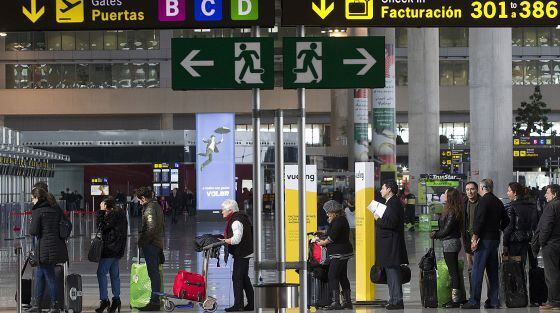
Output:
top-left (97, 258), bottom-right (121, 301)
top-left (141, 244), bottom-right (162, 305)
top-left (385, 266), bottom-right (403, 305)
top-left (468, 239), bottom-right (500, 306)
top-left (34, 264), bottom-right (57, 303)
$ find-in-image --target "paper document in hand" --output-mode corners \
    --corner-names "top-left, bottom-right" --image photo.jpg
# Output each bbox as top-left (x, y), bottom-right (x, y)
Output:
top-left (367, 200), bottom-right (387, 218)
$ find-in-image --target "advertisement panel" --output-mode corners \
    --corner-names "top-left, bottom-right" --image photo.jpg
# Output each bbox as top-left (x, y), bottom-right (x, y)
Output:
top-left (196, 113), bottom-right (235, 212)
top-left (284, 164), bottom-right (317, 283)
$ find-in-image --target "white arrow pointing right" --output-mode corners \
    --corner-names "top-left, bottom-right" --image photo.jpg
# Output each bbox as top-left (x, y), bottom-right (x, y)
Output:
top-left (180, 50), bottom-right (214, 77)
top-left (343, 48), bottom-right (376, 76)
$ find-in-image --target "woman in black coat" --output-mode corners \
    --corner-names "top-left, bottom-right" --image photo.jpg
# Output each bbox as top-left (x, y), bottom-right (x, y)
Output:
top-left (94, 197), bottom-right (128, 313)
top-left (431, 188), bottom-right (464, 308)
top-left (504, 182), bottom-right (538, 266)
top-left (316, 200), bottom-right (354, 310)
top-left (28, 187), bottom-right (69, 313)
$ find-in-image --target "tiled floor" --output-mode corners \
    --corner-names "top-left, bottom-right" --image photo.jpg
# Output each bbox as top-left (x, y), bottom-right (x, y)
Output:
top-left (0, 211), bottom-right (547, 312)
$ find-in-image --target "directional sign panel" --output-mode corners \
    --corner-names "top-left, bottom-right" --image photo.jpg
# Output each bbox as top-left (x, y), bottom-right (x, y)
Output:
top-left (172, 38), bottom-right (274, 90)
top-left (282, 0), bottom-right (560, 27)
top-left (1, 0), bottom-right (274, 32)
top-left (283, 37), bottom-right (385, 89)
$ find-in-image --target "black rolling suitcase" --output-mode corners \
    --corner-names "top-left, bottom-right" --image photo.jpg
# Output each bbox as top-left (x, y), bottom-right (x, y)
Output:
top-left (501, 255), bottom-right (528, 308)
top-left (420, 269), bottom-right (438, 308)
top-left (308, 269), bottom-right (331, 308)
top-left (529, 266), bottom-right (548, 305)
top-left (65, 262), bottom-right (83, 313)
top-left (419, 239), bottom-right (438, 308)
top-left (15, 254), bottom-right (32, 306)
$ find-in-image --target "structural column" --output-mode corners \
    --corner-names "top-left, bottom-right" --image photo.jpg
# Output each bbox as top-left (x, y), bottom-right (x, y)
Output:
top-left (469, 28), bottom-right (513, 197)
top-left (329, 89), bottom-right (349, 152)
top-left (407, 28), bottom-right (440, 194)
top-left (160, 113), bottom-right (174, 130)
top-left (369, 28), bottom-right (396, 180)
top-left (0, 115), bottom-right (5, 127)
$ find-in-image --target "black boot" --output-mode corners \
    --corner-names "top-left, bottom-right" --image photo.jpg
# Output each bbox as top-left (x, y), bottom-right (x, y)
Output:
top-left (341, 289), bottom-right (353, 309)
top-left (324, 291), bottom-right (343, 310)
top-left (108, 298), bottom-right (121, 313)
top-left (95, 299), bottom-right (111, 313)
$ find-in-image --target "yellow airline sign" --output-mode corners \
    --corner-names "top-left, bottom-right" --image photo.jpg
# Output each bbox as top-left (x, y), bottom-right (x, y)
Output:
top-left (22, 0), bottom-right (45, 23)
top-left (56, 0), bottom-right (85, 23)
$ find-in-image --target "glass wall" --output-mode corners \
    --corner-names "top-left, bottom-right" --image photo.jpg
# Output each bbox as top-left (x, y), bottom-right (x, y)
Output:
top-left (235, 123), bottom-right (327, 146)
top-left (396, 61), bottom-right (468, 86)
top-left (513, 59), bottom-right (560, 85)
top-left (5, 30), bottom-right (160, 51)
top-left (6, 63), bottom-right (160, 89)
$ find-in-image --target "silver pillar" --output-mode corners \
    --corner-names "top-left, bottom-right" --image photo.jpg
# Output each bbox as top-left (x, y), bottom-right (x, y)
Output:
top-left (469, 28), bottom-right (513, 197)
top-left (275, 110), bottom-right (286, 283)
top-left (296, 25), bottom-right (308, 313)
top-left (407, 28), bottom-right (440, 194)
top-left (251, 25), bottom-right (264, 308)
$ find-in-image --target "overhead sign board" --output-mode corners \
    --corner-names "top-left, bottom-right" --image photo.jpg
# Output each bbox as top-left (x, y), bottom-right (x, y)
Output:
top-left (282, 0), bottom-right (560, 27)
top-left (172, 37), bottom-right (274, 90)
top-left (1, 0), bottom-right (274, 31)
top-left (283, 36), bottom-right (385, 89)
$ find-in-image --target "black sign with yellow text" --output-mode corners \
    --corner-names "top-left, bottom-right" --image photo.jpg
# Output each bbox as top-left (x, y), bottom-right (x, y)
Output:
top-left (282, 0), bottom-right (559, 27)
top-left (1, 0), bottom-right (274, 31)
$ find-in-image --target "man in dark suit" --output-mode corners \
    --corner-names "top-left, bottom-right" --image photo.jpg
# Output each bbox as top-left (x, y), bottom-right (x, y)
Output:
top-left (375, 180), bottom-right (409, 310)
top-left (462, 178), bottom-right (508, 309)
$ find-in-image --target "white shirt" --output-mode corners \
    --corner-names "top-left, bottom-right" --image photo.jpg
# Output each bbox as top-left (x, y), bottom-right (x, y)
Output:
top-left (230, 220), bottom-right (253, 258)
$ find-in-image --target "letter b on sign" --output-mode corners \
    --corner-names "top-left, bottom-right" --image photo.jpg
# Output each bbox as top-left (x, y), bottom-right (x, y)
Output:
top-left (231, 0), bottom-right (258, 20)
top-left (158, 0), bottom-right (186, 21)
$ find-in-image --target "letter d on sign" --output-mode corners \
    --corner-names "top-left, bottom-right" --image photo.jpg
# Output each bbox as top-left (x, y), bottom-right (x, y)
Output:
top-left (158, 0), bottom-right (185, 21)
top-left (231, 0), bottom-right (258, 20)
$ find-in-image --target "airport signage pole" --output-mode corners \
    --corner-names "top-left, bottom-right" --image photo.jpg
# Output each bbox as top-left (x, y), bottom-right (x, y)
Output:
top-left (296, 25), bottom-right (308, 313)
top-left (275, 110), bottom-right (286, 284)
top-left (251, 25), bottom-right (264, 311)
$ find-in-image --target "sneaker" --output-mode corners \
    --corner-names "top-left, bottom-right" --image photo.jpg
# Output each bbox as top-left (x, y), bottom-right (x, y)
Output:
top-left (138, 303), bottom-right (161, 311)
top-left (461, 302), bottom-right (480, 309)
top-left (385, 303), bottom-right (404, 310)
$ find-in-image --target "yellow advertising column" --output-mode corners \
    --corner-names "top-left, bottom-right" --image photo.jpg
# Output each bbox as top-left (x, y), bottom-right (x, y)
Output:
top-left (355, 162), bottom-right (376, 303)
top-left (284, 164), bottom-right (318, 283)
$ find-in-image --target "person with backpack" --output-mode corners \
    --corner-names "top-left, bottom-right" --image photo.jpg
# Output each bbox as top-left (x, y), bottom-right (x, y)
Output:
top-left (315, 200), bottom-right (354, 310)
top-left (94, 197), bottom-right (128, 313)
top-left (430, 188), bottom-right (464, 308)
top-left (27, 187), bottom-right (69, 313)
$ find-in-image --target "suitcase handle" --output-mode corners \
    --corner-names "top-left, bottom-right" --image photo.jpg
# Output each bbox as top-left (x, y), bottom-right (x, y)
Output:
top-left (184, 280), bottom-right (204, 287)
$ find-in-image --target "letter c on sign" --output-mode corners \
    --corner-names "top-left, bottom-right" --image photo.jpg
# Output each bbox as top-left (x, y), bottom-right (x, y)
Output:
top-left (201, 0), bottom-right (216, 16)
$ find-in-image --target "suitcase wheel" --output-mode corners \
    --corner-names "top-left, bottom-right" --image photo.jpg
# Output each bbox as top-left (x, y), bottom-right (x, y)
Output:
top-left (164, 300), bottom-right (176, 312)
top-left (202, 297), bottom-right (217, 313)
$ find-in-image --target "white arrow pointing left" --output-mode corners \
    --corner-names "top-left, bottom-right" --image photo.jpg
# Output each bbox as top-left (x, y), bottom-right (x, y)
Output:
top-left (343, 48), bottom-right (376, 76)
top-left (180, 50), bottom-right (214, 77)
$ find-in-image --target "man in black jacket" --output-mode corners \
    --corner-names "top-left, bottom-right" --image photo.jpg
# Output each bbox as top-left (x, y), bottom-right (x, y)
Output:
top-left (463, 181), bottom-right (479, 296)
top-left (375, 180), bottom-right (408, 310)
top-left (538, 184), bottom-right (560, 310)
top-left (462, 178), bottom-right (508, 309)
top-left (220, 199), bottom-right (254, 312)
top-left (136, 187), bottom-right (164, 311)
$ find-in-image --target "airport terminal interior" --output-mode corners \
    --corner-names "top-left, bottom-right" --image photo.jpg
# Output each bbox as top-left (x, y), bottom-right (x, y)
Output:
top-left (1, 0), bottom-right (560, 311)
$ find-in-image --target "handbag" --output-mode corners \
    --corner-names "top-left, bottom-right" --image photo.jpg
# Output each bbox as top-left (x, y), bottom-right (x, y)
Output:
top-left (88, 230), bottom-right (103, 263)
top-left (530, 230), bottom-right (540, 256)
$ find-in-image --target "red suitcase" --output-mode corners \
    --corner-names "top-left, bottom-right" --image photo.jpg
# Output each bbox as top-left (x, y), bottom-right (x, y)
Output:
top-left (173, 270), bottom-right (206, 302)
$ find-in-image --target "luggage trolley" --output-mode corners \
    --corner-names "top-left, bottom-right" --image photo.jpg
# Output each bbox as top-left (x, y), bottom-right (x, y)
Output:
top-left (157, 241), bottom-right (224, 312)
